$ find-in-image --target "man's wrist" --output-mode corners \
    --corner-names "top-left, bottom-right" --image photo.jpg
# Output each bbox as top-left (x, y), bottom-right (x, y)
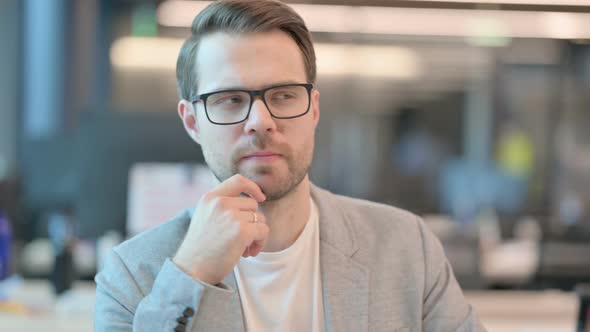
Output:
top-left (171, 255), bottom-right (221, 285)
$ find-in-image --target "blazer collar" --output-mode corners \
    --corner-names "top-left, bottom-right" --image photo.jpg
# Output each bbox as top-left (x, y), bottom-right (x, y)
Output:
top-left (310, 183), bottom-right (360, 258)
top-left (311, 183), bottom-right (369, 332)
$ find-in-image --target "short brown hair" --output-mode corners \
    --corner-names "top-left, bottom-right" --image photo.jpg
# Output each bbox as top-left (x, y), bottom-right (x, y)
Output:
top-left (176, 0), bottom-right (316, 100)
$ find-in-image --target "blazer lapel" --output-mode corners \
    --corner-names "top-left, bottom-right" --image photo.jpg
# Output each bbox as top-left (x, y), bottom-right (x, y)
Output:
top-left (312, 185), bottom-right (369, 332)
top-left (193, 184), bottom-right (370, 332)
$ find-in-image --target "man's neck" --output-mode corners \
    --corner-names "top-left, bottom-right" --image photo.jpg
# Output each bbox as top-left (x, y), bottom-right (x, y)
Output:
top-left (258, 176), bottom-right (312, 252)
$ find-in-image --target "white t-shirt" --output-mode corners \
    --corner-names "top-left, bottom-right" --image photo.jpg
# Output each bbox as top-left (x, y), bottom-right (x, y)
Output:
top-left (233, 198), bottom-right (325, 332)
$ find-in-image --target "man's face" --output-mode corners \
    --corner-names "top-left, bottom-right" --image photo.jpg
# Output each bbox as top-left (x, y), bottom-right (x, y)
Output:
top-left (181, 30), bottom-right (320, 200)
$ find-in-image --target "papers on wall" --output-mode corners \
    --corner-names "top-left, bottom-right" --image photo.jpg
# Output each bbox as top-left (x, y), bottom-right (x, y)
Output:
top-left (126, 163), bottom-right (216, 236)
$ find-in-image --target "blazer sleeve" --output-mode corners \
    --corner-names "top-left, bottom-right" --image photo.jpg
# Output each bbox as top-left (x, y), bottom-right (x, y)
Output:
top-left (94, 249), bottom-right (234, 332)
top-left (417, 216), bottom-right (488, 332)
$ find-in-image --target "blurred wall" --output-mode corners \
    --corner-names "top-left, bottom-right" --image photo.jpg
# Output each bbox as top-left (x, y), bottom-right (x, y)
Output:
top-left (0, 0), bottom-right (20, 178)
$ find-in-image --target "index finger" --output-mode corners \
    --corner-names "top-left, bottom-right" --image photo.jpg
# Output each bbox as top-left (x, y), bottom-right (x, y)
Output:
top-left (212, 174), bottom-right (266, 202)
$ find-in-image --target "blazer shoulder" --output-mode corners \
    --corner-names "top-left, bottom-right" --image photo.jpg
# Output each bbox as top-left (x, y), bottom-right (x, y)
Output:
top-left (330, 192), bottom-right (421, 231)
top-left (321, 190), bottom-right (436, 282)
top-left (325, 191), bottom-right (430, 257)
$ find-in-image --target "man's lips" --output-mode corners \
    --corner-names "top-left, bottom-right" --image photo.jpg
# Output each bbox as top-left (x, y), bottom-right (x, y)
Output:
top-left (240, 151), bottom-right (283, 162)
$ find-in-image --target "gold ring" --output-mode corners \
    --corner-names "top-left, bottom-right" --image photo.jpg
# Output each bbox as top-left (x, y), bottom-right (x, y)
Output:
top-left (252, 212), bottom-right (258, 224)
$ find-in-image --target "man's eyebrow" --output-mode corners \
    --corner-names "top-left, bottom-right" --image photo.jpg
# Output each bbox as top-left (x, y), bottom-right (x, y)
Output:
top-left (208, 80), bottom-right (305, 92)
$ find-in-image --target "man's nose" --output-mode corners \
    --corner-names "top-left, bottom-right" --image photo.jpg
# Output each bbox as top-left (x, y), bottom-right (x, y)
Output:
top-left (243, 97), bottom-right (277, 134)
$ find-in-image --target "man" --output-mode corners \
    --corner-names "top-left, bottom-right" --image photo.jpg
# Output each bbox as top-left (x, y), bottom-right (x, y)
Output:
top-left (95, 1), bottom-right (487, 331)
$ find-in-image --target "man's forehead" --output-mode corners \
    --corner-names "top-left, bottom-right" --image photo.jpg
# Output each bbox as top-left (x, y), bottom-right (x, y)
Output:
top-left (195, 30), bottom-right (307, 93)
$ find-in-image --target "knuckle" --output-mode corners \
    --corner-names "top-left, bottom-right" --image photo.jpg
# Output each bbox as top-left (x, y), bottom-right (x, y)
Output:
top-left (261, 224), bottom-right (270, 237)
top-left (210, 197), bottom-right (224, 210)
top-left (257, 214), bottom-right (266, 224)
top-left (200, 192), bottom-right (215, 204)
top-left (230, 210), bottom-right (242, 221)
top-left (237, 220), bottom-right (248, 233)
top-left (236, 174), bottom-right (247, 185)
top-left (245, 201), bottom-right (257, 211)
top-left (216, 197), bottom-right (229, 209)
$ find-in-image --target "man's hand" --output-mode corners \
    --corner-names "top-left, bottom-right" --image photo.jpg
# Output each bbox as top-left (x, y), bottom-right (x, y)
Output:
top-left (172, 174), bottom-right (269, 285)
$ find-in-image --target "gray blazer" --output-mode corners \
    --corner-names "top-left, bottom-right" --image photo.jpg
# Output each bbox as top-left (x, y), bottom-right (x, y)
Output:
top-left (95, 184), bottom-right (487, 331)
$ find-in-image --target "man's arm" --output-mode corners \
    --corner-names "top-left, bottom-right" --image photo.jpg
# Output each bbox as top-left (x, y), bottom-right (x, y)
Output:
top-left (95, 175), bottom-right (272, 331)
top-left (417, 216), bottom-right (488, 332)
top-left (94, 249), bottom-right (233, 332)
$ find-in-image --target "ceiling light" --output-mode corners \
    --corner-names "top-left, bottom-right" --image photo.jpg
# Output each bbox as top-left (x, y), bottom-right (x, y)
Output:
top-left (110, 37), bottom-right (421, 79)
top-left (110, 36), bottom-right (183, 70)
top-left (156, 0), bottom-right (590, 39)
top-left (411, 0), bottom-right (590, 5)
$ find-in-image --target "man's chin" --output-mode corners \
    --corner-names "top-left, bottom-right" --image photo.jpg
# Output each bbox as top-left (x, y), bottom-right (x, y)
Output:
top-left (241, 171), bottom-right (277, 190)
top-left (238, 164), bottom-right (274, 180)
top-left (237, 171), bottom-right (288, 200)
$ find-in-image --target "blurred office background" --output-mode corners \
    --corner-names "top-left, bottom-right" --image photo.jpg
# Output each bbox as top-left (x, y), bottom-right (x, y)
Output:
top-left (1, 0), bottom-right (590, 331)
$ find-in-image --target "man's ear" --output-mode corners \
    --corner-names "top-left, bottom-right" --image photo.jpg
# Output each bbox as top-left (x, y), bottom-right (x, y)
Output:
top-left (311, 89), bottom-right (320, 128)
top-left (178, 99), bottom-right (200, 144)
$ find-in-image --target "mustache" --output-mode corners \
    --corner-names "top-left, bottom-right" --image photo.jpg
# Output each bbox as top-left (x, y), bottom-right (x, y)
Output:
top-left (232, 134), bottom-right (289, 161)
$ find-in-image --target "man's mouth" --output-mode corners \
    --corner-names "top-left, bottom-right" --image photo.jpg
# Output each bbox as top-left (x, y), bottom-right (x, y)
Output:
top-left (241, 151), bottom-right (283, 163)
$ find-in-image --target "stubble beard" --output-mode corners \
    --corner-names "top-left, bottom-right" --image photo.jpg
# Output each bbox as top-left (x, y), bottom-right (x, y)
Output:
top-left (202, 134), bottom-right (313, 201)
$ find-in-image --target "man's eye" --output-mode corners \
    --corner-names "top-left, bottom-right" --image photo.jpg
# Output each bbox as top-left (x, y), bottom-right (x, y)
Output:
top-left (212, 95), bottom-right (244, 105)
top-left (228, 96), bottom-right (244, 103)
top-left (273, 92), bottom-right (296, 100)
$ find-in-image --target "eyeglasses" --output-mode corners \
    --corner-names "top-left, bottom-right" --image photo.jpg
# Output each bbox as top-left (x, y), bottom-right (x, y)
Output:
top-left (189, 83), bottom-right (313, 125)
